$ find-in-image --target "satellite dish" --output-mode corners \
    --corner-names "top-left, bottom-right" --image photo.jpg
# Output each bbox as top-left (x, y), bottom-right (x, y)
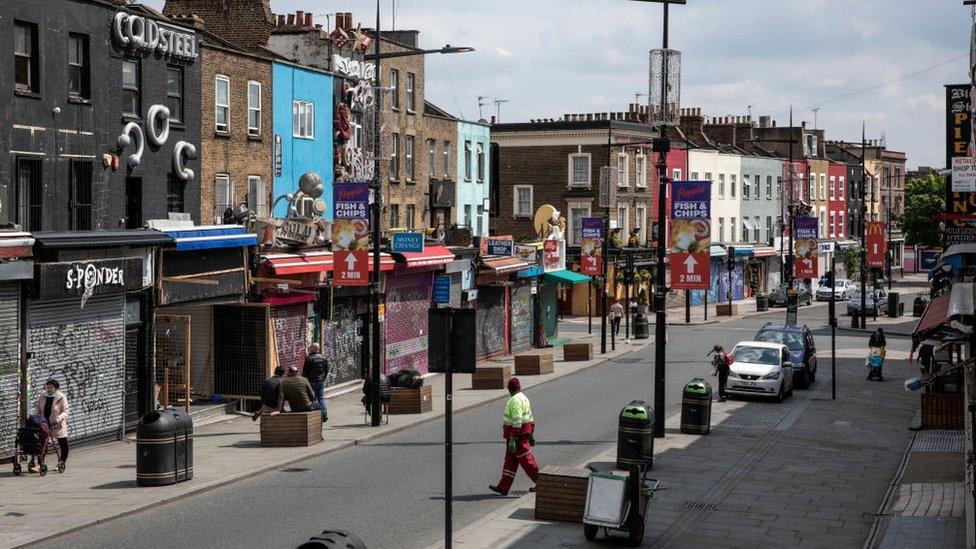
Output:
top-left (534, 204), bottom-right (557, 238)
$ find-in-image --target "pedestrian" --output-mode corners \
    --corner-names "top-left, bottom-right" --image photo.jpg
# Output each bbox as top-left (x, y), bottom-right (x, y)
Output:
top-left (489, 377), bottom-right (539, 496)
top-left (278, 366), bottom-right (321, 413)
top-left (610, 300), bottom-right (624, 336)
top-left (917, 341), bottom-right (935, 375)
top-left (303, 343), bottom-right (330, 423)
top-left (710, 345), bottom-right (731, 402)
top-left (252, 366), bottom-right (285, 421)
top-left (869, 328), bottom-right (887, 357)
top-left (29, 379), bottom-right (69, 473)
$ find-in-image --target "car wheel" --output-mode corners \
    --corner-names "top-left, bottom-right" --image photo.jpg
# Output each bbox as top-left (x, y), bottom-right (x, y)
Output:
top-left (584, 524), bottom-right (599, 541)
top-left (776, 383), bottom-right (785, 402)
top-left (787, 381), bottom-right (794, 397)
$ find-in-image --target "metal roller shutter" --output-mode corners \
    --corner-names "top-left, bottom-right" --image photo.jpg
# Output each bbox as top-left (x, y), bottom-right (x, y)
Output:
top-left (28, 294), bottom-right (125, 444)
top-left (510, 283), bottom-right (535, 353)
top-left (385, 272), bottom-right (433, 374)
top-left (322, 297), bottom-right (364, 385)
top-left (271, 304), bottom-right (308, 374)
top-left (476, 287), bottom-right (507, 358)
top-left (0, 283), bottom-right (21, 458)
top-left (448, 273), bottom-right (462, 308)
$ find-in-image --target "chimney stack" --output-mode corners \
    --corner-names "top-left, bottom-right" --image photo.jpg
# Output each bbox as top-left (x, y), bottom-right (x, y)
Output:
top-left (296, 10), bottom-right (305, 25)
top-left (287, 13), bottom-right (295, 25)
top-left (345, 13), bottom-right (353, 31)
top-left (305, 13), bottom-right (313, 27)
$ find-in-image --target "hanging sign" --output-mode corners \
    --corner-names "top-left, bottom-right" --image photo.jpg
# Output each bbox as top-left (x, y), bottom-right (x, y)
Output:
top-left (945, 84), bottom-right (976, 248)
top-left (543, 239), bottom-right (563, 272)
top-left (333, 183), bottom-right (370, 286)
top-left (580, 217), bottom-right (604, 276)
top-left (112, 12), bottom-right (199, 60)
top-left (392, 232), bottom-right (424, 254)
top-left (433, 275), bottom-right (452, 304)
top-left (669, 181), bottom-right (711, 289)
top-left (866, 221), bottom-right (887, 268)
top-left (479, 236), bottom-right (514, 257)
top-left (794, 217), bottom-right (819, 279)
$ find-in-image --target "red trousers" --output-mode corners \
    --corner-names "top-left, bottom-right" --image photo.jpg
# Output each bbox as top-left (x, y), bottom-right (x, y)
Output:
top-left (495, 436), bottom-right (539, 493)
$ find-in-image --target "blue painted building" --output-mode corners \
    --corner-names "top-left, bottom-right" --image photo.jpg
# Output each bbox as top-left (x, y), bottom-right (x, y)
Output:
top-left (456, 120), bottom-right (491, 236)
top-left (272, 62), bottom-right (333, 218)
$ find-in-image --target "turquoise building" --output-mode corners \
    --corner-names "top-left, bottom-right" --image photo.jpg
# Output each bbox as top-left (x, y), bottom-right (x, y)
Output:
top-left (456, 120), bottom-right (491, 236)
top-left (272, 62), bottom-right (333, 218)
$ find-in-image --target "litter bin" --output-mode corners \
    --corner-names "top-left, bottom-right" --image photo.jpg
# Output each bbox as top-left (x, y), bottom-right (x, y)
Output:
top-left (297, 530), bottom-right (367, 549)
top-left (680, 378), bottom-right (712, 435)
top-left (913, 296), bottom-right (928, 317)
top-left (136, 409), bottom-right (193, 486)
top-left (616, 400), bottom-right (654, 470)
top-left (632, 313), bottom-right (649, 340)
top-left (887, 292), bottom-right (900, 318)
top-left (755, 296), bottom-right (768, 312)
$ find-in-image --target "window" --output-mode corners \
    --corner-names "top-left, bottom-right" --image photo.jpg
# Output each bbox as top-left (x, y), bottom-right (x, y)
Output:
top-left (636, 205), bottom-right (647, 243)
top-left (718, 217), bottom-right (725, 242)
top-left (730, 175), bottom-right (736, 198)
top-left (617, 206), bottom-right (628, 234)
top-left (464, 141), bottom-right (473, 180)
top-left (68, 33), bottom-right (90, 100)
top-left (718, 174), bottom-right (725, 197)
top-left (829, 176), bottom-right (835, 200)
top-left (743, 175), bottom-right (750, 199)
top-left (829, 211), bottom-right (836, 237)
top-left (390, 204), bottom-right (400, 228)
top-left (464, 204), bottom-right (472, 228)
top-left (352, 113), bottom-right (364, 148)
top-left (405, 205), bottom-right (416, 230)
top-left (673, 169), bottom-right (682, 181)
top-left (636, 155), bottom-right (647, 187)
top-left (569, 204), bottom-right (592, 246)
top-left (838, 177), bottom-right (845, 200)
top-left (819, 174), bottom-right (826, 200)
top-left (123, 60), bottom-right (141, 117)
top-left (704, 173), bottom-right (712, 186)
top-left (406, 72), bottom-right (416, 111)
top-left (513, 185), bottom-right (533, 217)
top-left (404, 135), bottom-right (415, 181)
top-left (215, 75), bottom-right (230, 132)
top-left (477, 143), bottom-right (485, 183)
top-left (691, 172), bottom-right (699, 180)
top-left (427, 139), bottom-right (436, 178)
top-left (839, 212), bottom-right (845, 237)
top-left (819, 209), bottom-right (827, 238)
top-left (390, 69), bottom-right (399, 109)
top-left (569, 154), bottom-right (591, 186)
top-left (741, 218), bottom-right (749, 242)
top-left (753, 216), bottom-right (760, 242)
top-left (616, 153), bottom-right (629, 187)
top-left (14, 21), bottom-right (38, 93)
top-left (730, 217), bottom-right (737, 242)
top-left (70, 160), bottom-right (92, 230)
top-left (166, 175), bottom-right (185, 214)
top-left (292, 100), bottom-right (314, 138)
top-left (766, 176), bottom-right (773, 199)
top-left (442, 141), bottom-right (451, 177)
top-left (476, 205), bottom-right (484, 236)
top-left (895, 168), bottom-right (902, 189)
top-left (390, 133), bottom-right (399, 180)
top-left (808, 174), bottom-right (815, 201)
top-left (776, 176), bottom-right (782, 199)
top-left (16, 157), bottom-right (43, 231)
top-left (248, 176), bottom-right (267, 217)
top-left (214, 174), bottom-right (233, 223)
top-left (247, 81), bottom-right (261, 136)
top-left (166, 66), bottom-right (183, 123)
top-left (766, 216), bottom-right (773, 243)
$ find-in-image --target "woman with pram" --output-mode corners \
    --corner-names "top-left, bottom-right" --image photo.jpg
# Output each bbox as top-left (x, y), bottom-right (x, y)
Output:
top-left (28, 379), bottom-right (69, 473)
top-left (866, 329), bottom-right (886, 381)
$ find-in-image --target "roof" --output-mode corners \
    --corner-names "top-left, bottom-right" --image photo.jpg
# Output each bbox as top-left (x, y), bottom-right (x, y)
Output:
top-left (734, 340), bottom-right (787, 349)
top-left (492, 119), bottom-right (659, 135)
top-left (758, 324), bottom-right (807, 333)
top-left (424, 101), bottom-right (457, 121)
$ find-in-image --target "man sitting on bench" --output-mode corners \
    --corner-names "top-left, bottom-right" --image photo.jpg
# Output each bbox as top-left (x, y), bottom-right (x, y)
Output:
top-left (278, 366), bottom-right (321, 413)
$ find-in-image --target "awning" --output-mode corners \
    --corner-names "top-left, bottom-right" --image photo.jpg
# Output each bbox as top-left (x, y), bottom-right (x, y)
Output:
top-left (742, 218), bottom-right (756, 231)
top-left (480, 256), bottom-right (529, 273)
top-left (368, 253), bottom-right (396, 271)
top-left (914, 292), bottom-right (951, 340)
top-left (0, 231), bottom-right (34, 259)
top-left (158, 225), bottom-right (257, 251)
top-left (544, 269), bottom-right (591, 285)
top-left (264, 251), bottom-right (333, 275)
top-left (911, 285), bottom-right (974, 347)
top-left (393, 244), bottom-right (455, 268)
top-left (517, 265), bottom-right (544, 278)
top-left (753, 246), bottom-right (778, 258)
top-left (33, 230), bottom-right (171, 250)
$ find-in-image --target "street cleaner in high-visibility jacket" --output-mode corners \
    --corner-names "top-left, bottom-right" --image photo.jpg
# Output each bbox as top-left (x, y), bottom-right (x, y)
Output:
top-left (489, 377), bottom-right (540, 495)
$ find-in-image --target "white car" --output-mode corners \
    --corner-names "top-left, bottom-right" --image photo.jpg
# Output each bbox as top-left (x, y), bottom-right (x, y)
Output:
top-left (726, 341), bottom-right (794, 402)
top-left (816, 278), bottom-right (857, 301)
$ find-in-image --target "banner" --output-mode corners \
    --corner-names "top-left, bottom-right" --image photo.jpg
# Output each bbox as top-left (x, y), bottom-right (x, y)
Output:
top-left (669, 181), bottom-right (711, 290)
top-left (866, 221), bottom-right (887, 268)
top-left (794, 217), bottom-right (819, 279)
top-left (333, 183), bottom-right (370, 286)
top-left (580, 218), bottom-right (603, 276)
top-left (945, 84), bottom-right (976, 248)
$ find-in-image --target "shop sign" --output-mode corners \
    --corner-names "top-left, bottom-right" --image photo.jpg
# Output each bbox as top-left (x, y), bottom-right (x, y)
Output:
top-left (480, 236), bottom-right (514, 257)
top-left (580, 217), bottom-right (604, 276)
top-left (669, 181), bottom-right (711, 289)
top-left (278, 218), bottom-right (315, 246)
top-left (514, 244), bottom-right (538, 263)
top-left (952, 156), bottom-right (976, 193)
top-left (543, 239), bottom-right (563, 272)
top-left (274, 135), bottom-right (283, 177)
top-left (433, 275), bottom-right (452, 304)
top-left (37, 258), bottom-right (142, 306)
top-left (332, 54), bottom-right (376, 80)
top-left (333, 183), bottom-right (370, 286)
top-left (112, 12), bottom-right (198, 60)
top-left (794, 217), bottom-right (819, 278)
top-left (392, 232), bottom-right (424, 254)
top-left (818, 242), bottom-right (835, 255)
top-left (866, 221), bottom-right (887, 268)
top-left (945, 84), bottom-right (976, 248)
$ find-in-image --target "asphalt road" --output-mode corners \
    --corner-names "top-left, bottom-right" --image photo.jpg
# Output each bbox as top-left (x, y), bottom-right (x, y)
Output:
top-left (38, 303), bottom-right (870, 549)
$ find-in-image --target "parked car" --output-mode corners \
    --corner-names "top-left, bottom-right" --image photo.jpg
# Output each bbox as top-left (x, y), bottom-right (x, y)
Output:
top-left (753, 323), bottom-right (818, 388)
top-left (847, 289), bottom-right (888, 316)
top-left (767, 282), bottom-right (812, 307)
top-left (816, 278), bottom-right (857, 301)
top-left (726, 341), bottom-right (794, 402)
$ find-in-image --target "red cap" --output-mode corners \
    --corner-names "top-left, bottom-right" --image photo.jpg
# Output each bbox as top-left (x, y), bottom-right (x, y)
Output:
top-left (508, 377), bottom-right (521, 394)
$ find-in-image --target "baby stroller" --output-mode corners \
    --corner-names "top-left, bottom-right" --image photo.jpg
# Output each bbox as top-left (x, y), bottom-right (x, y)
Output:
top-left (866, 347), bottom-right (885, 382)
top-left (12, 414), bottom-right (63, 476)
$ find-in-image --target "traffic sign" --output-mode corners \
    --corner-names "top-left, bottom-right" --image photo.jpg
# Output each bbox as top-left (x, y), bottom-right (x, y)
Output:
top-left (334, 250), bottom-right (369, 286)
top-left (392, 231), bottom-right (424, 254)
top-left (669, 181), bottom-right (711, 290)
top-left (866, 221), bottom-right (886, 268)
top-left (433, 275), bottom-right (452, 304)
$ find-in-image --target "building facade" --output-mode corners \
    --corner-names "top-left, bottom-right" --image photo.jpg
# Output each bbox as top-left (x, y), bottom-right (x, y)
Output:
top-left (456, 119), bottom-right (490, 237)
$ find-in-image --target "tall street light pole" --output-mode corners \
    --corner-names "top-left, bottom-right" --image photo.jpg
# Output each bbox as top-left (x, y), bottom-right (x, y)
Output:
top-left (859, 124), bottom-right (868, 330)
top-left (787, 107), bottom-right (795, 289)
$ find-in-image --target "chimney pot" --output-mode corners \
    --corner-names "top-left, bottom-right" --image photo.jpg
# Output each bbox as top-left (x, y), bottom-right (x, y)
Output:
top-left (277, 14), bottom-right (285, 26)
top-left (305, 13), bottom-right (313, 27)
top-left (315, 24), bottom-right (322, 29)
top-left (345, 13), bottom-right (353, 31)
top-left (287, 13), bottom-right (296, 25)
top-left (491, 115), bottom-right (496, 124)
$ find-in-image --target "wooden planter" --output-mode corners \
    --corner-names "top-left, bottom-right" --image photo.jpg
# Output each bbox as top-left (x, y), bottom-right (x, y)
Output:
top-left (535, 466), bottom-right (590, 523)
top-left (716, 303), bottom-right (738, 317)
top-left (921, 393), bottom-right (964, 430)
top-left (389, 385), bottom-right (433, 415)
top-left (260, 411), bottom-right (323, 447)
top-left (563, 343), bottom-right (592, 362)
top-left (515, 354), bottom-right (555, 376)
top-left (471, 365), bottom-right (512, 390)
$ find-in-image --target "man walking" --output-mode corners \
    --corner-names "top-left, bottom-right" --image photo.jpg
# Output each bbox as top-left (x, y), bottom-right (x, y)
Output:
top-left (489, 377), bottom-right (539, 496)
top-left (303, 343), bottom-right (330, 423)
top-left (610, 300), bottom-right (624, 337)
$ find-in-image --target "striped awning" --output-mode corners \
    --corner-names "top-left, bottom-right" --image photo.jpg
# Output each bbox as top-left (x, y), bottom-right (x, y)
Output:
top-left (393, 245), bottom-right (455, 268)
top-left (367, 253), bottom-right (397, 271)
top-left (0, 231), bottom-right (33, 260)
top-left (161, 225), bottom-right (257, 251)
top-left (480, 256), bottom-right (529, 273)
top-left (264, 251), bottom-right (334, 275)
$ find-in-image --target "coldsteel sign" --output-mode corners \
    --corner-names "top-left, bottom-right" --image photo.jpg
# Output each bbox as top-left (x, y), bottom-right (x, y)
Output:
top-left (112, 12), bottom-right (199, 60)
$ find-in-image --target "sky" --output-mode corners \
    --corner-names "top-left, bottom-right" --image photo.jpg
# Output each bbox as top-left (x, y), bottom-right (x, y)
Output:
top-left (145, 0), bottom-right (972, 169)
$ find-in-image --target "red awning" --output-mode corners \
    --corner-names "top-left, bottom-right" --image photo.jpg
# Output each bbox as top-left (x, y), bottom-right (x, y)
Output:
top-left (264, 251), bottom-right (334, 275)
top-left (0, 231), bottom-right (33, 260)
top-left (395, 245), bottom-right (455, 268)
top-left (367, 253), bottom-right (396, 271)
top-left (913, 292), bottom-right (952, 341)
top-left (264, 293), bottom-right (317, 306)
top-left (480, 256), bottom-right (529, 273)
top-left (753, 246), bottom-right (778, 258)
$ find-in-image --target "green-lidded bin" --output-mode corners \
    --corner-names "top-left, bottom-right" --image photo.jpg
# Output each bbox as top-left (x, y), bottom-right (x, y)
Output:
top-left (680, 378), bottom-right (712, 435)
top-left (616, 400), bottom-right (654, 470)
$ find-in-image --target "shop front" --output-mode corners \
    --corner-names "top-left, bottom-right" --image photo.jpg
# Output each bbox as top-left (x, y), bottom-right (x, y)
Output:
top-left (475, 255), bottom-right (529, 358)
top-left (0, 231), bottom-right (34, 458)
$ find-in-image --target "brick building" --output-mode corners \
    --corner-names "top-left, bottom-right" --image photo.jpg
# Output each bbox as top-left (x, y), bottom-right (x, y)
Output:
top-left (163, 0), bottom-right (274, 52)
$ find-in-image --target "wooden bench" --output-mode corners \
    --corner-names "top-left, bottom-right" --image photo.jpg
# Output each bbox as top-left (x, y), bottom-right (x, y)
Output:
top-left (535, 465), bottom-right (590, 523)
top-left (260, 411), bottom-right (322, 447)
top-left (389, 385), bottom-right (433, 414)
top-left (514, 353), bottom-right (554, 376)
top-left (562, 343), bottom-right (592, 362)
top-left (471, 365), bottom-right (512, 390)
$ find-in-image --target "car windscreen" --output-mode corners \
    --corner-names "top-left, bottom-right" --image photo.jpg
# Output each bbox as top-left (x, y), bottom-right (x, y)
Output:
top-left (755, 330), bottom-right (804, 350)
top-left (732, 346), bottom-right (781, 366)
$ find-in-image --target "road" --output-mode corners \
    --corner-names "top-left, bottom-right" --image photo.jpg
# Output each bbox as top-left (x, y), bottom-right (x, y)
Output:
top-left (37, 303), bottom-right (863, 549)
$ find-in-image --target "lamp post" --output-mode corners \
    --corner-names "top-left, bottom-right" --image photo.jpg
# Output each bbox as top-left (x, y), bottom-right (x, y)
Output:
top-left (859, 124), bottom-right (868, 330)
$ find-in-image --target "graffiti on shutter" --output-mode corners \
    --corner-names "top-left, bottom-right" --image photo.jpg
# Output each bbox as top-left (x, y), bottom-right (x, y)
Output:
top-left (476, 287), bottom-right (506, 358)
top-left (272, 304), bottom-right (308, 374)
top-left (541, 281), bottom-right (559, 340)
top-left (322, 297), bottom-right (363, 384)
top-left (384, 272), bottom-right (433, 374)
top-left (0, 283), bottom-right (20, 458)
top-left (510, 283), bottom-right (534, 352)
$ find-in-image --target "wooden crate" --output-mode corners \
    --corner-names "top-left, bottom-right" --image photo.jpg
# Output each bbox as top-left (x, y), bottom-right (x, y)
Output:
top-left (260, 411), bottom-right (323, 447)
top-left (514, 354), bottom-right (554, 376)
top-left (471, 365), bottom-right (512, 390)
top-left (535, 465), bottom-right (590, 523)
top-left (389, 385), bottom-right (433, 414)
top-left (562, 343), bottom-right (592, 362)
top-left (921, 393), bottom-right (964, 430)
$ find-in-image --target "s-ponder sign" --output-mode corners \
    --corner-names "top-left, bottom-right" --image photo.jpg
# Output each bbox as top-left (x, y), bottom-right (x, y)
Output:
top-left (112, 12), bottom-right (199, 60)
top-left (669, 181), bottom-right (711, 290)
